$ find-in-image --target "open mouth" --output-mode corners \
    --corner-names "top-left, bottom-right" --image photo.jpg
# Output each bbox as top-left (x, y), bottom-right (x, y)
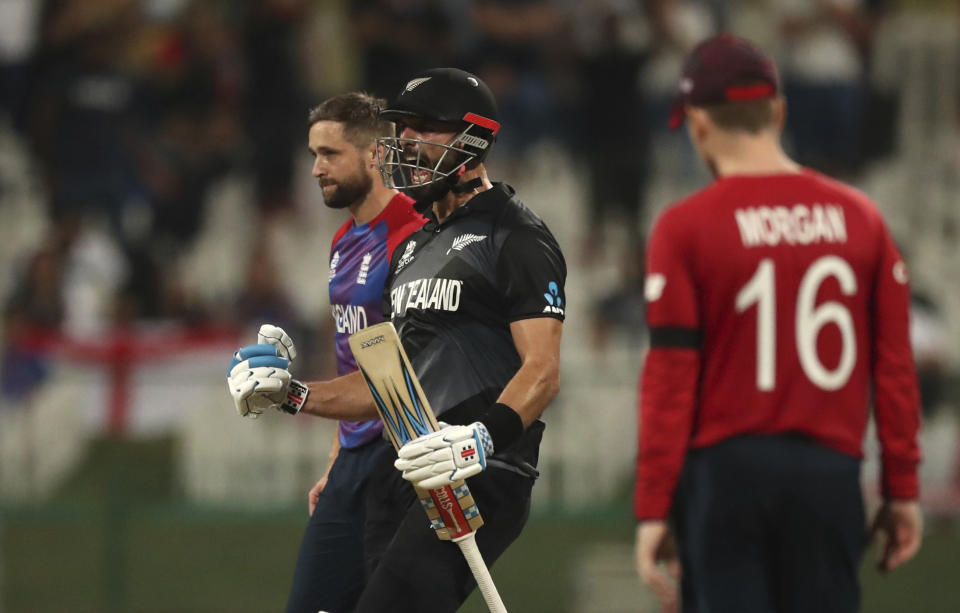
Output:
top-left (408, 167), bottom-right (433, 185)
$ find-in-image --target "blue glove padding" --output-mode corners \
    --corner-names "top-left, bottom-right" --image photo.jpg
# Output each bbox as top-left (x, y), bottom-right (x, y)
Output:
top-left (226, 344), bottom-right (305, 417)
top-left (227, 344), bottom-right (288, 374)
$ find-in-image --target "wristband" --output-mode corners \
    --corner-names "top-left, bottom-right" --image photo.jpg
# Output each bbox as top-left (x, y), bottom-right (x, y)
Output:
top-left (281, 379), bottom-right (309, 415)
top-left (479, 402), bottom-right (524, 453)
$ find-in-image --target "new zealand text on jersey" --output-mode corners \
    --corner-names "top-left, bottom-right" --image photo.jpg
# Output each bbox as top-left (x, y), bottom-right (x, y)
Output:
top-left (333, 304), bottom-right (368, 334)
top-left (390, 278), bottom-right (462, 318)
top-left (735, 203), bottom-right (847, 248)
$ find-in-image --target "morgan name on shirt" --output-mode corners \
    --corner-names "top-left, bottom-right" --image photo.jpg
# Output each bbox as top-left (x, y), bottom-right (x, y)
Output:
top-left (735, 203), bottom-right (847, 248)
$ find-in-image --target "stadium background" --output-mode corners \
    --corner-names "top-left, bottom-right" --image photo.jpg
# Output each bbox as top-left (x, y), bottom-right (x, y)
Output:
top-left (0, 0), bottom-right (958, 611)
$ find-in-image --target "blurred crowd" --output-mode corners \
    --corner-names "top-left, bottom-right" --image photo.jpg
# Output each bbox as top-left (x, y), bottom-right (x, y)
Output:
top-left (0, 0), bottom-right (955, 404)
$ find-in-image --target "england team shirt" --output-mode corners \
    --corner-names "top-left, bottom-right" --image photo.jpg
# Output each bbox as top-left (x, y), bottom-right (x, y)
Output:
top-left (329, 193), bottom-right (423, 448)
top-left (634, 169), bottom-right (921, 519)
top-left (384, 183), bottom-right (566, 473)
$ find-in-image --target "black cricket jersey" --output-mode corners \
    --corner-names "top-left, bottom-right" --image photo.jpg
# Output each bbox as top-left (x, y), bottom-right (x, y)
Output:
top-left (383, 183), bottom-right (566, 475)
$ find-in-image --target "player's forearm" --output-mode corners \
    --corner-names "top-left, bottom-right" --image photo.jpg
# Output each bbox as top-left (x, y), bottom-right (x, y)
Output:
top-left (496, 356), bottom-right (560, 428)
top-left (300, 371), bottom-right (379, 421)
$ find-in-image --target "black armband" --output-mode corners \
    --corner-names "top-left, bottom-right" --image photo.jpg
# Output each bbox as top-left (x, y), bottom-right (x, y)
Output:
top-left (480, 402), bottom-right (524, 452)
top-left (649, 326), bottom-right (702, 348)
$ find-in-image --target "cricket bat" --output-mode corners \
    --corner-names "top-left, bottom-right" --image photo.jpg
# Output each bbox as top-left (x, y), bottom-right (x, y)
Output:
top-left (349, 322), bottom-right (507, 613)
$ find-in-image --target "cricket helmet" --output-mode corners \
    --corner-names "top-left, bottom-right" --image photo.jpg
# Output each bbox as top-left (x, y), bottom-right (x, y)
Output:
top-left (376, 68), bottom-right (500, 192)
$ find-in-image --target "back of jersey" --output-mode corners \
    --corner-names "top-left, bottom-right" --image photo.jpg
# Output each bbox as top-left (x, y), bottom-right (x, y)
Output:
top-left (645, 169), bottom-right (916, 458)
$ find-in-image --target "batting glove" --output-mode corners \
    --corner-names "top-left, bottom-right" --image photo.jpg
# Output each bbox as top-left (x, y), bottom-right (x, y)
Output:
top-left (257, 323), bottom-right (297, 361)
top-left (226, 344), bottom-right (308, 418)
top-left (394, 422), bottom-right (495, 489)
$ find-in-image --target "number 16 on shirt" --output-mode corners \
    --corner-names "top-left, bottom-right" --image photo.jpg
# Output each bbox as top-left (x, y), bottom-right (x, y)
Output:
top-left (349, 322), bottom-right (508, 613)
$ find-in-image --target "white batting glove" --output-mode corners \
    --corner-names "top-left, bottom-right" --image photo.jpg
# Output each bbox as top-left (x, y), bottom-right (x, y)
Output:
top-left (257, 324), bottom-right (297, 361)
top-left (394, 422), bottom-right (495, 490)
top-left (226, 344), bottom-right (308, 418)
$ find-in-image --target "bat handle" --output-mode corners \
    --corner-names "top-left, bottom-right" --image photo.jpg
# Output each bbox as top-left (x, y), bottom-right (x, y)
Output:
top-left (453, 532), bottom-right (508, 613)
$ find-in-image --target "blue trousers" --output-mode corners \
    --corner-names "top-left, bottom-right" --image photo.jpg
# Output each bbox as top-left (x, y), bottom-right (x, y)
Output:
top-left (285, 438), bottom-right (393, 613)
top-left (675, 435), bottom-right (866, 613)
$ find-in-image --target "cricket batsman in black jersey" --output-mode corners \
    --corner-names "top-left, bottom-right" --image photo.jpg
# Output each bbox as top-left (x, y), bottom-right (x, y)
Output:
top-left (227, 67), bottom-right (566, 611)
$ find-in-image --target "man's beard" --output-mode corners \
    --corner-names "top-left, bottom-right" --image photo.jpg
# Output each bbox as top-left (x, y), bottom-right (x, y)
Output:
top-left (322, 164), bottom-right (373, 209)
top-left (404, 177), bottom-right (449, 204)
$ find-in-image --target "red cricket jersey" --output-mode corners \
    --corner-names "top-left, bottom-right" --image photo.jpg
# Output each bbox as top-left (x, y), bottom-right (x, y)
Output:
top-left (634, 169), bottom-right (922, 520)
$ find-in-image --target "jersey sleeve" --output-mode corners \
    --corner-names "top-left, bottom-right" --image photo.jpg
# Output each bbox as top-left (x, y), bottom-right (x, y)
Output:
top-left (870, 221), bottom-right (922, 500)
top-left (496, 225), bottom-right (567, 322)
top-left (634, 207), bottom-right (701, 520)
top-left (383, 193), bottom-right (424, 263)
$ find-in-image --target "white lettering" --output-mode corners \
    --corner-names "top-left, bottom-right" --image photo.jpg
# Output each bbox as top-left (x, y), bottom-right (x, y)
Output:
top-left (794, 205), bottom-right (814, 243)
top-left (405, 280), bottom-right (421, 311)
top-left (733, 204), bottom-right (848, 248)
top-left (735, 209), bottom-right (763, 246)
top-left (415, 280), bottom-right (430, 309)
top-left (446, 280), bottom-right (461, 311)
top-left (332, 304), bottom-right (369, 334)
top-left (826, 206), bottom-right (846, 243)
top-left (391, 278), bottom-right (463, 317)
top-left (427, 279), bottom-right (443, 309)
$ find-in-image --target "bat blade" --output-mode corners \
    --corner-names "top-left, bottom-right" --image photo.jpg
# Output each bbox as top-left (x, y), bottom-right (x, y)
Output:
top-left (349, 322), bottom-right (484, 540)
top-left (349, 321), bottom-right (508, 612)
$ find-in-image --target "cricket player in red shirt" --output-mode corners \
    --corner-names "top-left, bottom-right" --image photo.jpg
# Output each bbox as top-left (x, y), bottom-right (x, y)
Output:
top-left (633, 34), bottom-right (923, 613)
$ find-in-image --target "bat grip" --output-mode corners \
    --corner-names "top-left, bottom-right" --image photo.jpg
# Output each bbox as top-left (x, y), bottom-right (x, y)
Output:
top-left (453, 532), bottom-right (508, 613)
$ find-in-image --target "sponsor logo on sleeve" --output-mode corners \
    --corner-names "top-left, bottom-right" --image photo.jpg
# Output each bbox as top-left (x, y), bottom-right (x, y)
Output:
top-left (893, 260), bottom-right (909, 284)
top-left (645, 274), bottom-right (666, 302)
top-left (542, 281), bottom-right (564, 316)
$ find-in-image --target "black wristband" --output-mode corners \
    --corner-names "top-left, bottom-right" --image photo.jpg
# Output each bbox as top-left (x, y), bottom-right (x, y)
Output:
top-left (480, 402), bottom-right (524, 452)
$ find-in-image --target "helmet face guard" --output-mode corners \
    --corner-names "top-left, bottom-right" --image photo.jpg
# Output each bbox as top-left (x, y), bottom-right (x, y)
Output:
top-left (374, 123), bottom-right (491, 190)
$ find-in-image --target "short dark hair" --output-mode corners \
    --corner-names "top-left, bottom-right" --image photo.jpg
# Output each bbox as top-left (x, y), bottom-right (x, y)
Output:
top-left (702, 97), bottom-right (778, 134)
top-left (307, 92), bottom-right (392, 147)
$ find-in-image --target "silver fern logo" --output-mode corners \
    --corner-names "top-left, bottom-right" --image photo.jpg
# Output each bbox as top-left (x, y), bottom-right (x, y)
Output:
top-left (446, 233), bottom-right (487, 255)
top-left (404, 77), bottom-right (431, 92)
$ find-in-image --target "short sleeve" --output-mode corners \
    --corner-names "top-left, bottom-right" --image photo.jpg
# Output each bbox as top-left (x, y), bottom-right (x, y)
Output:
top-left (496, 226), bottom-right (567, 322)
